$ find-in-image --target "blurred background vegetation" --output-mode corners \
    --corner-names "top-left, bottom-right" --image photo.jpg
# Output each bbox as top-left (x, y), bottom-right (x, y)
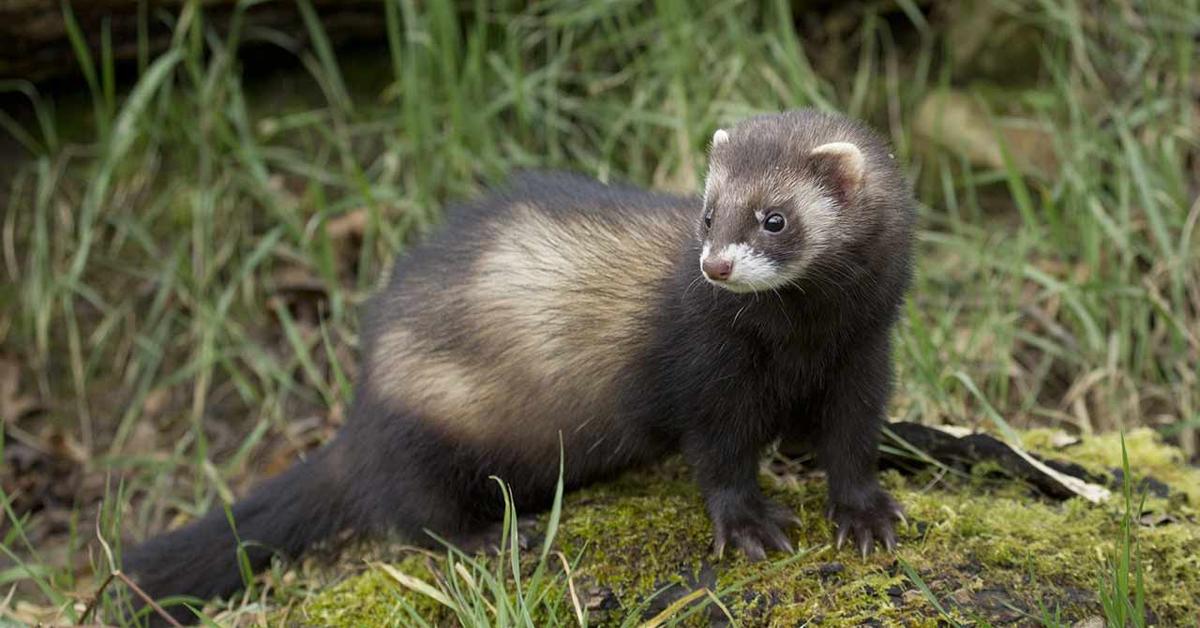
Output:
top-left (0, 0), bottom-right (1196, 623)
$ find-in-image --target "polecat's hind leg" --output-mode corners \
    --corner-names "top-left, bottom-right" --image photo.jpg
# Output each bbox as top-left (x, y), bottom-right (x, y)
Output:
top-left (338, 396), bottom-right (529, 550)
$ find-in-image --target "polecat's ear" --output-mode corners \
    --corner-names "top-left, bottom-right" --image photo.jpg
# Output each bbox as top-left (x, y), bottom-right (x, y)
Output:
top-left (809, 141), bottom-right (865, 206)
top-left (711, 129), bottom-right (730, 147)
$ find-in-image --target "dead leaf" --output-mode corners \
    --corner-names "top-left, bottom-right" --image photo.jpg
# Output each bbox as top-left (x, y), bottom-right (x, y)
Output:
top-left (949, 588), bottom-right (973, 606)
top-left (8, 600), bottom-right (66, 626)
top-left (141, 387), bottom-right (171, 417)
top-left (584, 586), bottom-right (618, 611)
top-left (1049, 431), bottom-right (1082, 449)
top-left (269, 265), bottom-right (330, 327)
top-left (325, 208), bottom-right (373, 280)
top-left (271, 265), bottom-right (327, 296)
top-left (325, 208), bottom-right (368, 242)
top-left (123, 420), bottom-right (161, 457)
top-left (327, 400), bottom-right (346, 428)
top-left (45, 426), bottom-right (89, 465)
top-left (3, 426), bottom-right (89, 538)
top-left (0, 356), bottom-right (42, 425)
top-left (261, 415), bottom-right (329, 477)
top-left (1138, 512), bottom-right (1178, 527)
top-left (914, 90), bottom-right (1059, 177)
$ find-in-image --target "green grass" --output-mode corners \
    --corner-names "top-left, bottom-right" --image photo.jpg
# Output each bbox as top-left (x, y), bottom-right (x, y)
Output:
top-left (1098, 435), bottom-right (1148, 628)
top-left (354, 456), bottom-right (589, 627)
top-left (0, 0), bottom-right (1196, 625)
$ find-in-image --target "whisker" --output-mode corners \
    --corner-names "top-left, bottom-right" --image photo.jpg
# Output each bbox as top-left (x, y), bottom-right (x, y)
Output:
top-left (771, 286), bottom-right (793, 329)
top-left (732, 302), bottom-right (750, 327)
top-left (683, 273), bottom-right (705, 299)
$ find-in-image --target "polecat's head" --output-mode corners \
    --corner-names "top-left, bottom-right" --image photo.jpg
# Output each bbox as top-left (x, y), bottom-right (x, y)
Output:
top-left (698, 110), bottom-right (902, 294)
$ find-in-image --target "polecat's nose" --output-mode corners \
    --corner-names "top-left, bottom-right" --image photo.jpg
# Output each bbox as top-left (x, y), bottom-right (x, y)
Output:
top-left (702, 257), bottom-right (733, 281)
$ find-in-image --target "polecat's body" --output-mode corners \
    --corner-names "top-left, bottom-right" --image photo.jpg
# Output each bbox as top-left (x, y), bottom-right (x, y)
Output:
top-left (123, 110), bottom-right (916, 624)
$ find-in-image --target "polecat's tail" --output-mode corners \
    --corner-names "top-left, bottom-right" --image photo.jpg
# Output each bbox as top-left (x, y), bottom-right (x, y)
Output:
top-left (121, 445), bottom-right (349, 625)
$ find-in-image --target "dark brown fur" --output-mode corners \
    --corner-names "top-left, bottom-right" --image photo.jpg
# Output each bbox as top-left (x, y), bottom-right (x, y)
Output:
top-left (121, 109), bottom-right (916, 625)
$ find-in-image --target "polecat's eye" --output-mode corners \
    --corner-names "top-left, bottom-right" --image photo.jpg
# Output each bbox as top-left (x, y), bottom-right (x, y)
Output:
top-left (763, 213), bottom-right (786, 233)
top-left (703, 214), bottom-right (712, 230)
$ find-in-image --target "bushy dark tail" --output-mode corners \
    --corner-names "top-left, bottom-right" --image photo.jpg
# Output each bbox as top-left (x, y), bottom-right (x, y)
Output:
top-left (120, 446), bottom-right (349, 625)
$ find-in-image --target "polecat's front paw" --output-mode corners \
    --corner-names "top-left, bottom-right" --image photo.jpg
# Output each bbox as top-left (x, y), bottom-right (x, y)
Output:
top-left (828, 488), bottom-right (904, 558)
top-left (709, 494), bottom-right (801, 562)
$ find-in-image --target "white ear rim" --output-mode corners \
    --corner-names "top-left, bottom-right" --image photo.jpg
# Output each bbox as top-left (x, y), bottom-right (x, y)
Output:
top-left (810, 141), bottom-right (865, 190)
top-left (712, 129), bottom-right (730, 146)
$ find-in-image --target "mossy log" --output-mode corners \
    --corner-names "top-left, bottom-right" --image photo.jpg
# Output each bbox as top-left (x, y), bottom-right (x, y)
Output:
top-left (271, 429), bottom-right (1200, 626)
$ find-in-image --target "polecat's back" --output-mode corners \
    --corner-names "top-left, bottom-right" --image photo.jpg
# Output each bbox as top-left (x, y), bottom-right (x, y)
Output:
top-left (360, 172), bottom-right (696, 468)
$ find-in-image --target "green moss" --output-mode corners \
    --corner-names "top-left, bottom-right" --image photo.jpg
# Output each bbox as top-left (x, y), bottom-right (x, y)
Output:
top-left (293, 431), bottom-right (1200, 626)
top-left (290, 554), bottom-right (446, 627)
top-left (555, 463), bottom-right (712, 607)
top-left (292, 569), bottom-right (406, 626)
top-left (1025, 428), bottom-right (1200, 506)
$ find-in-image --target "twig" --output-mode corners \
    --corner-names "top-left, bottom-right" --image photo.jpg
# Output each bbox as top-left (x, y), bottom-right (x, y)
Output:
top-left (80, 566), bottom-right (183, 628)
top-left (82, 483), bottom-right (124, 625)
top-left (79, 570), bottom-right (116, 624)
top-left (114, 570), bottom-right (185, 628)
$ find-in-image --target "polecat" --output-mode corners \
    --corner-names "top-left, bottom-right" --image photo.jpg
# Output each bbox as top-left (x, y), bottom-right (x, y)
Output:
top-left (121, 109), bottom-right (916, 624)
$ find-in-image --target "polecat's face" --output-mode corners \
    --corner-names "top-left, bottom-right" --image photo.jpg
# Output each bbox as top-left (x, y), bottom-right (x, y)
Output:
top-left (698, 128), bottom-right (866, 294)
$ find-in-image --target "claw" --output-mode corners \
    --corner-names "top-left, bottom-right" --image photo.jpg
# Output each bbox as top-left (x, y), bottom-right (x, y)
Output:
top-left (860, 536), bottom-right (872, 560)
top-left (884, 534), bottom-right (897, 552)
top-left (766, 503), bottom-right (803, 529)
top-left (894, 508), bottom-right (908, 527)
top-left (777, 513), bottom-right (806, 528)
top-left (741, 536), bottom-right (767, 562)
top-left (711, 498), bottom-right (802, 561)
top-left (766, 526), bottom-right (795, 554)
top-left (836, 527), bottom-right (848, 550)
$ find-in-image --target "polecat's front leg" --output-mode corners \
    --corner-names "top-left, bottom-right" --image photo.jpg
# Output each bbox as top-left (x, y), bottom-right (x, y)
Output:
top-left (812, 334), bottom-right (904, 557)
top-left (683, 428), bottom-right (799, 561)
